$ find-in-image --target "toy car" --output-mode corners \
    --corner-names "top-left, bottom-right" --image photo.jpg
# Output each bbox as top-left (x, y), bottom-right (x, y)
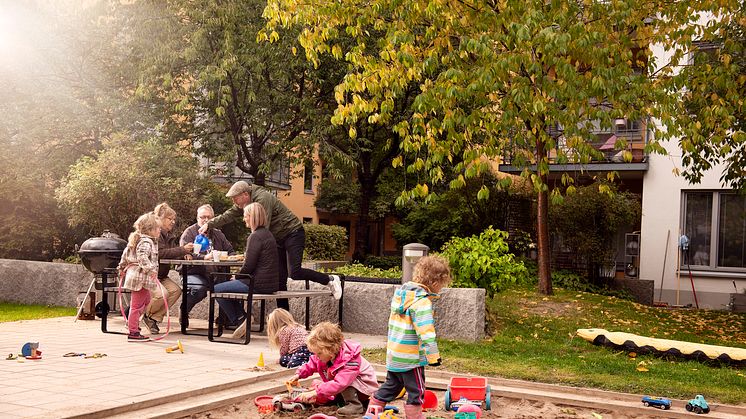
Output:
top-left (641, 396), bottom-right (671, 410)
top-left (272, 387), bottom-right (310, 412)
top-left (685, 395), bottom-right (710, 414)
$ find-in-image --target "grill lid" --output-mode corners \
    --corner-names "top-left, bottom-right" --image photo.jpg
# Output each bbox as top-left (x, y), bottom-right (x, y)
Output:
top-left (78, 230), bottom-right (127, 253)
top-left (78, 231), bottom-right (127, 274)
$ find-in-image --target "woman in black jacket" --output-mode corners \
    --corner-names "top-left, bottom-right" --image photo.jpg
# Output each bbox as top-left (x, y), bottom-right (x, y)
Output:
top-left (214, 203), bottom-right (279, 337)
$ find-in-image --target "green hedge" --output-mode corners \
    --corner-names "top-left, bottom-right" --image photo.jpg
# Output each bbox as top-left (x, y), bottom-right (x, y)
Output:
top-left (303, 224), bottom-right (348, 261)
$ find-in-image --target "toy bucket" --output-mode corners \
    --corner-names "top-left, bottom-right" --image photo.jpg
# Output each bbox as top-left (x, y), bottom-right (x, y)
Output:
top-left (423, 390), bottom-right (438, 410)
top-left (254, 395), bottom-right (274, 414)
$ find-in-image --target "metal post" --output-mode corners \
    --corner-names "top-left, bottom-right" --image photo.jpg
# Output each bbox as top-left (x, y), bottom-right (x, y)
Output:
top-left (402, 243), bottom-right (429, 284)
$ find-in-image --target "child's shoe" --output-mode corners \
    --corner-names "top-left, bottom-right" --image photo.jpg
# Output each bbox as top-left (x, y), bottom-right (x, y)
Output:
top-left (127, 332), bottom-right (150, 342)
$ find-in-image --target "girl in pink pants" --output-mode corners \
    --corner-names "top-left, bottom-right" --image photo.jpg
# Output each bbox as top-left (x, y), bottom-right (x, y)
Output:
top-left (118, 212), bottom-right (161, 341)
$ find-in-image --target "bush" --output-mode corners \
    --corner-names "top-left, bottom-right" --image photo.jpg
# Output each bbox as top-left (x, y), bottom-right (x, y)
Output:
top-left (303, 224), bottom-right (347, 261)
top-left (56, 137), bottom-right (211, 239)
top-left (360, 255), bottom-right (401, 270)
top-left (440, 227), bottom-right (529, 297)
top-left (326, 263), bottom-right (402, 279)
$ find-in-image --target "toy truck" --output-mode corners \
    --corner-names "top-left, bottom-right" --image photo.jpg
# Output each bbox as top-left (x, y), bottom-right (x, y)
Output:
top-left (685, 395), bottom-right (710, 414)
top-left (444, 376), bottom-right (491, 411)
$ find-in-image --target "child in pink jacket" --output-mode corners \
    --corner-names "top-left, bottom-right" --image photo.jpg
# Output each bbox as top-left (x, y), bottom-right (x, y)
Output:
top-left (288, 321), bottom-right (379, 416)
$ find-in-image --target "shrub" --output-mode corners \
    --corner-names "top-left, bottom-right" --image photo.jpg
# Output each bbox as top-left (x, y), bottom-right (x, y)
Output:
top-left (56, 137), bottom-right (211, 239)
top-left (440, 227), bottom-right (529, 297)
top-left (361, 255), bottom-right (402, 270)
top-left (303, 224), bottom-right (347, 261)
top-left (327, 263), bottom-right (402, 279)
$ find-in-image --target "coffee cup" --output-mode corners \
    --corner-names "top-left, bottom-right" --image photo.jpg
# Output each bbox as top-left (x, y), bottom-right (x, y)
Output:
top-left (212, 250), bottom-right (220, 262)
top-left (192, 243), bottom-right (202, 254)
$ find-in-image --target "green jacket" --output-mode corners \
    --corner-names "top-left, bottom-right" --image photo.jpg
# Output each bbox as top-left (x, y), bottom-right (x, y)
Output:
top-left (209, 185), bottom-right (302, 241)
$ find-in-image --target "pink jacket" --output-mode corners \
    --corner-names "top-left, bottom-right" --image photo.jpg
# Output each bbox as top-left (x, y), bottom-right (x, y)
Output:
top-left (296, 339), bottom-right (379, 401)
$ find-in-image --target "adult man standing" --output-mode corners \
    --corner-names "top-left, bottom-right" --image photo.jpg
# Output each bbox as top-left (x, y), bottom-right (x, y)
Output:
top-left (200, 180), bottom-right (342, 310)
top-left (180, 204), bottom-right (235, 321)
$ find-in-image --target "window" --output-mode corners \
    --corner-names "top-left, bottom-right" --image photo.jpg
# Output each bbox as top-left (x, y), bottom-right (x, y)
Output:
top-left (303, 161), bottom-right (314, 193)
top-left (682, 191), bottom-right (746, 269)
top-left (303, 217), bottom-right (313, 224)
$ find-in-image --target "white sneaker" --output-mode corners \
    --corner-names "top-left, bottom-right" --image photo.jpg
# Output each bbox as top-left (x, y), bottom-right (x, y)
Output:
top-left (231, 318), bottom-right (247, 339)
top-left (328, 275), bottom-right (343, 300)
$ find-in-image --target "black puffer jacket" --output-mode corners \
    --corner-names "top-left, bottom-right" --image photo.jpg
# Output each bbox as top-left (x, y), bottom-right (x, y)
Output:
top-left (239, 227), bottom-right (279, 293)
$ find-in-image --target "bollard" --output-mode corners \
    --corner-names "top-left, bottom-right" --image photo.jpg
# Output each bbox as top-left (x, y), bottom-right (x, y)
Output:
top-left (402, 243), bottom-right (429, 284)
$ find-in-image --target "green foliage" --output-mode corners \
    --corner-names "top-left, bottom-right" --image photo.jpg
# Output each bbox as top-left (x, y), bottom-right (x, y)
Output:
top-left (314, 178), bottom-right (361, 214)
top-left (303, 224), bottom-right (348, 261)
top-left (325, 263), bottom-right (402, 279)
top-left (0, 141), bottom-right (87, 261)
top-left (440, 227), bottom-right (529, 297)
top-left (56, 138), bottom-right (211, 239)
top-left (123, 0), bottom-right (337, 185)
top-left (548, 183), bottom-right (641, 279)
top-left (392, 175), bottom-right (518, 251)
top-left (674, 4), bottom-right (746, 190)
top-left (360, 255), bottom-right (402, 270)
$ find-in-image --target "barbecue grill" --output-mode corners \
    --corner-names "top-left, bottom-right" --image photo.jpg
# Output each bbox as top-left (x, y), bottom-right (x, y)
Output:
top-left (77, 231), bottom-right (128, 334)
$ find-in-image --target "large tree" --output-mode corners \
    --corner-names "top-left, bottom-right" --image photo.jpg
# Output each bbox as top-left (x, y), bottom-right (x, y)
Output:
top-left (119, 0), bottom-right (337, 185)
top-left (265, 0), bottom-right (726, 294)
top-left (0, 1), bottom-right (154, 259)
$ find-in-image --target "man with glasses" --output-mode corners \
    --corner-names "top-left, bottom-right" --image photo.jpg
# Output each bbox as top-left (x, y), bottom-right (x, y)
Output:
top-left (179, 204), bottom-right (235, 325)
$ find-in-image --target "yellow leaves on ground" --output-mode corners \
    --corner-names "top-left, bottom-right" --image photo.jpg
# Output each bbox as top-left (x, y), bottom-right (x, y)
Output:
top-left (636, 360), bottom-right (651, 372)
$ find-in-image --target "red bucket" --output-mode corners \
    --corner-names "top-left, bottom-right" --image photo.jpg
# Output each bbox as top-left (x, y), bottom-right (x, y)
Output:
top-left (423, 390), bottom-right (438, 410)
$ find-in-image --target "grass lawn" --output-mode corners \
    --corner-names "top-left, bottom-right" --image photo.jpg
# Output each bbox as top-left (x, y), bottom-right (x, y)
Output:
top-left (364, 285), bottom-right (746, 405)
top-left (0, 302), bottom-right (76, 322)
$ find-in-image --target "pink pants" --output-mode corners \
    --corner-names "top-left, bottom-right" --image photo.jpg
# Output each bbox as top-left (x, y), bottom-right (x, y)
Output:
top-left (128, 288), bottom-right (151, 334)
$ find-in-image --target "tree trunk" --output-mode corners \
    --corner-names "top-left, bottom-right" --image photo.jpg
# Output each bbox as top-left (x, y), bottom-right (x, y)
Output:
top-left (536, 137), bottom-right (553, 295)
top-left (353, 176), bottom-right (372, 261)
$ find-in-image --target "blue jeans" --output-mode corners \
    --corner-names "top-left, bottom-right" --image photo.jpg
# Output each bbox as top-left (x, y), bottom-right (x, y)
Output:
top-left (185, 274), bottom-right (209, 314)
top-left (214, 280), bottom-right (249, 325)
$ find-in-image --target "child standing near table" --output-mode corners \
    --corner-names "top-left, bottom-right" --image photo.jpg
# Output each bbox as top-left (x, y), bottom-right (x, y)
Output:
top-left (367, 255), bottom-right (452, 419)
top-left (267, 308), bottom-right (311, 368)
top-left (288, 322), bottom-right (378, 416)
top-left (118, 212), bottom-right (162, 342)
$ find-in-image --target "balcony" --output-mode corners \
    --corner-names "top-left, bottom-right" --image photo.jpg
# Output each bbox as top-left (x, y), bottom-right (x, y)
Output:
top-left (499, 119), bottom-right (649, 176)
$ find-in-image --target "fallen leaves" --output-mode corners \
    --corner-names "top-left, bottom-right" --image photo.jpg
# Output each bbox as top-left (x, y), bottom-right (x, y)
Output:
top-left (636, 360), bottom-right (651, 372)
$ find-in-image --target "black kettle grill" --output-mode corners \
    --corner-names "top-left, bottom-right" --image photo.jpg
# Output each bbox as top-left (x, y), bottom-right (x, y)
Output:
top-left (77, 230), bottom-right (127, 274)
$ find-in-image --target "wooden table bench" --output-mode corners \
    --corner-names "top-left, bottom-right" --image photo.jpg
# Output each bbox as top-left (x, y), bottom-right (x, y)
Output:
top-left (208, 272), bottom-right (345, 344)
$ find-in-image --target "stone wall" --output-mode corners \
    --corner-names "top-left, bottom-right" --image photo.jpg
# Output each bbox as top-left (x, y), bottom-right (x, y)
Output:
top-left (0, 259), bottom-right (485, 341)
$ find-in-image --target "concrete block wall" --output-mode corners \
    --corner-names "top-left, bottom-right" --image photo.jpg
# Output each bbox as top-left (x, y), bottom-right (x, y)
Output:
top-left (0, 259), bottom-right (486, 342)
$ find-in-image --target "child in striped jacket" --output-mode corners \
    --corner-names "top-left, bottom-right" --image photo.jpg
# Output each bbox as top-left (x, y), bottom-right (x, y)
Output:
top-left (367, 255), bottom-right (452, 419)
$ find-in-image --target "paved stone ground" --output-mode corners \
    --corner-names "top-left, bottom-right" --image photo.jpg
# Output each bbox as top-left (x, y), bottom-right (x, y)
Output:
top-left (0, 316), bottom-right (386, 418)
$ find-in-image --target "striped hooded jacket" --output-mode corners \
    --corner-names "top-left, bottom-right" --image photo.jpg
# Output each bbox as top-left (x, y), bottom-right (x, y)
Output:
top-left (386, 281), bottom-right (440, 372)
